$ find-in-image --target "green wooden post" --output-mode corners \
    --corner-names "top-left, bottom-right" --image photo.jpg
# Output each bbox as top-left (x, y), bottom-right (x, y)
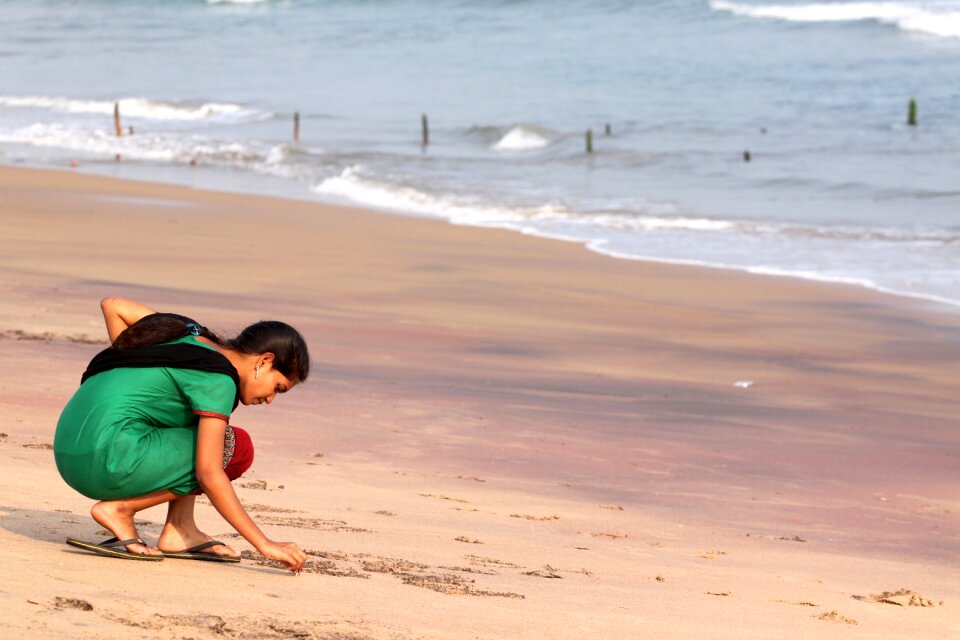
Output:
top-left (907, 98), bottom-right (917, 126)
top-left (422, 114), bottom-right (429, 147)
top-left (586, 128), bottom-right (594, 154)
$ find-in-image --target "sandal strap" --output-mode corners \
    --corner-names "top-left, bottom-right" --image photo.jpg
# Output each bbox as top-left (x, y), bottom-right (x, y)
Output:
top-left (184, 540), bottom-right (226, 553)
top-left (100, 537), bottom-right (146, 548)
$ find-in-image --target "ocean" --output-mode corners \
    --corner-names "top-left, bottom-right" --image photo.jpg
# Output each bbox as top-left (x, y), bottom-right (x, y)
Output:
top-left (1, 0), bottom-right (958, 306)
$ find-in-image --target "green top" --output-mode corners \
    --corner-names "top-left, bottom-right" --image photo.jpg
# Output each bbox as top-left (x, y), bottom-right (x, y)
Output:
top-left (54, 336), bottom-right (237, 499)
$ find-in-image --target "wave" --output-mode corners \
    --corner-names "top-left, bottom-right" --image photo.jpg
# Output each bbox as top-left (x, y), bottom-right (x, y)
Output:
top-left (709, 1), bottom-right (960, 38)
top-left (0, 95), bottom-right (271, 122)
top-left (492, 125), bottom-right (554, 151)
top-left (313, 166), bottom-right (957, 243)
top-left (312, 165), bottom-right (573, 226)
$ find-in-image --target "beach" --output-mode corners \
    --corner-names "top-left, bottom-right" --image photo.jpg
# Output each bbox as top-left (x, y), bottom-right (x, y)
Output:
top-left (0, 164), bottom-right (957, 638)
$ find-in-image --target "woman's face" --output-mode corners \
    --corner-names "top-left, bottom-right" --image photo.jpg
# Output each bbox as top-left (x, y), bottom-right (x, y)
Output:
top-left (240, 355), bottom-right (296, 406)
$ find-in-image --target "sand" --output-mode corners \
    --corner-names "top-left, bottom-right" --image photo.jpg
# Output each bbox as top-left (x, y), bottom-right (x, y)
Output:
top-left (0, 164), bottom-right (957, 639)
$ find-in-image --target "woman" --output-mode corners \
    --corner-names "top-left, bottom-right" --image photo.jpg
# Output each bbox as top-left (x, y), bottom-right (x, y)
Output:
top-left (54, 297), bottom-right (309, 573)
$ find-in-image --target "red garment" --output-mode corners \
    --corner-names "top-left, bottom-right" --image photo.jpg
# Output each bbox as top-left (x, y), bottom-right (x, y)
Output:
top-left (224, 426), bottom-right (254, 481)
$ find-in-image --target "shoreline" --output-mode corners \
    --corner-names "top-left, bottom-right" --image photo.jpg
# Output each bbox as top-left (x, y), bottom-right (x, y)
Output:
top-left (0, 164), bottom-right (957, 638)
top-left (5, 156), bottom-right (958, 313)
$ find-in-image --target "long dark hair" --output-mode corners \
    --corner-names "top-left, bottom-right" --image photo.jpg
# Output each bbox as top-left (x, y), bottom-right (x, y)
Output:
top-left (113, 313), bottom-right (310, 382)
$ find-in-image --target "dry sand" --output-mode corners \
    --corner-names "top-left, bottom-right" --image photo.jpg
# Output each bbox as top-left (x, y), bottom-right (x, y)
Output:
top-left (0, 164), bottom-right (957, 638)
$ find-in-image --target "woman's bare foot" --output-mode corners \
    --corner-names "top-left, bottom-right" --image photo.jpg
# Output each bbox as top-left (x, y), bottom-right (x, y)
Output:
top-left (90, 501), bottom-right (163, 557)
top-left (156, 523), bottom-right (239, 558)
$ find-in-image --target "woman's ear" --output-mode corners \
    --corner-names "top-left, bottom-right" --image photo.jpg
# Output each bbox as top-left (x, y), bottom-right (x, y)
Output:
top-left (258, 353), bottom-right (276, 369)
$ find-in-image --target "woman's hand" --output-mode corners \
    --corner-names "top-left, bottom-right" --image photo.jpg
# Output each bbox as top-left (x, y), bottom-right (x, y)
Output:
top-left (195, 418), bottom-right (306, 575)
top-left (100, 297), bottom-right (156, 343)
top-left (259, 540), bottom-right (308, 573)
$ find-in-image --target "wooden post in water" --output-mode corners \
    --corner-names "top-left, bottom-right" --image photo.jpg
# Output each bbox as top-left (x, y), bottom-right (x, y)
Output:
top-left (605, 123), bottom-right (612, 136)
top-left (907, 98), bottom-right (917, 126)
top-left (586, 128), bottom-right (594, 154)
top-left (114, 102), bottom-right (122, 137)
top-left (421, 114), bottom-right (429, 147)
top-left (293, 111), bottom-right (300, 142)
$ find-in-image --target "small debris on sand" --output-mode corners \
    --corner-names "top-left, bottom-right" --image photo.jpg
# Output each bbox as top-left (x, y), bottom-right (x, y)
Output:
top-left (817, 610), bottom-right (857, 625)
top-left (778, 535), bottom-right (807, 542)
top-left (591, 531), bottom-right (627, 539)
top-left (419, 493), bottom-right (469, 503)
top-left (858, 589), bottom-right (941, 607)
top-left (775, 599), bottom-right (818, 607)
top-left (522, 565), bottom-right (562, 579)
top-left (54, 597), bottom-right (93, 611)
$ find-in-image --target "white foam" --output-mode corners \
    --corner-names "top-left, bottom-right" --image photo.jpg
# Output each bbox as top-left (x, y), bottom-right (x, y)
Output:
top-left (0, 122), bottom-right (266, 164)
top-left (0, 95), bottom-right (270, 122)
top-left (591, 244), bottom-right (960, 308)
top-left (709, 1), bottom-right (960, 38)
top-left (492, 125), bottom-right (553, 151)
top-left (586, 214), bottom-right (735, 232)
top-left (312, 165), bottom-right (571, 227)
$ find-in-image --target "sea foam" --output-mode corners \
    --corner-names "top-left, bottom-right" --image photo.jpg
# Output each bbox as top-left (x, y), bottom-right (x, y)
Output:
top-left (710, 0), bottom-right (960, 38)
top-left (0, 95), bottom-right (270, 122)
top-left (0, 122), bottom-right (266, 164)
top-left (313, 165), bottom-right (571, 227)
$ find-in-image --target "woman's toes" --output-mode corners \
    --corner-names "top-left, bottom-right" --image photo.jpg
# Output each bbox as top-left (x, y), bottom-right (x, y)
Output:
top-left (126, 542), bottom-right (163, 556)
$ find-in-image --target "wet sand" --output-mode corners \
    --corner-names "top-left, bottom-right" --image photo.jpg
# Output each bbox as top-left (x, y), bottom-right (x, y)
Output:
top-left (0, 165), bottom-right (957, 639)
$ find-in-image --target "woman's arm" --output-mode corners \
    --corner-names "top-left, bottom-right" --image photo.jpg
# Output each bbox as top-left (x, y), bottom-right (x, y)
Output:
top-left (195, 417), bottom-right (307, 572)
top-left (100, 297), bottom-right (156, 343)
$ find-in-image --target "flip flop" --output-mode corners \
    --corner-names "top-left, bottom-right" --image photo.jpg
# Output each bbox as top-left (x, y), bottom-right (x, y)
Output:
top-left (65, 536), bottom-right (164, 561)
top-left (161, 540), bottom-right (241, 563)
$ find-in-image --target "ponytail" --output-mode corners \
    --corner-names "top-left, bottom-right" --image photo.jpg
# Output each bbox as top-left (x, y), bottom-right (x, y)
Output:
top-left (112, 313), bottom-right (222, 350)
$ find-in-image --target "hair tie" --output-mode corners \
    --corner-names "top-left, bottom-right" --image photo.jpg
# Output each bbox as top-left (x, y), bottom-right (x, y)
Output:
top-left (185, 322), bottom-right (202, 337)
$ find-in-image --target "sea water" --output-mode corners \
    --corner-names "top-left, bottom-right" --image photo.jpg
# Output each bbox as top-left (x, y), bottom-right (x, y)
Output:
top-left (1, 0), bottom-right (958, 306)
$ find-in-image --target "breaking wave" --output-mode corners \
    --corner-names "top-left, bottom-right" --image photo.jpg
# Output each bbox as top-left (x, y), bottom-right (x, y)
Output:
top-left (710, 1), bottom-right (960, 38)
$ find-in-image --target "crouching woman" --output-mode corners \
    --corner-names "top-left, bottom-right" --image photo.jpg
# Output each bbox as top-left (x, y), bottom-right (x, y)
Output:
top-left (54, 297), bottom-right (309, 572)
